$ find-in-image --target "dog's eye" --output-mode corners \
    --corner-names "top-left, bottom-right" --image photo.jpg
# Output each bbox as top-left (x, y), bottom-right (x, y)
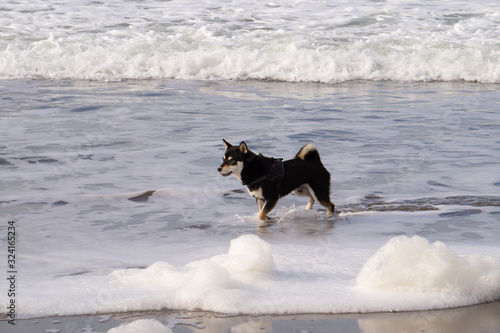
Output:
top-left (229, 160), bottom-right (237, 166)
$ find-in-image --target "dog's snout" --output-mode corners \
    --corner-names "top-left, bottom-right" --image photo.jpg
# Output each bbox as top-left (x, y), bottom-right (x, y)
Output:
top-left (217, 166), bottom-right (222, 172)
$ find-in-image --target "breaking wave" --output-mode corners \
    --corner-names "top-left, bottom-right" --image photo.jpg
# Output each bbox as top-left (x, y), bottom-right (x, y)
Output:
top-left (0, 0), bottom-right (499, 82)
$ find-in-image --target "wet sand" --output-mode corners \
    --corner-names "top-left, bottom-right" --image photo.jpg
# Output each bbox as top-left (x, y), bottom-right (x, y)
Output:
top-left (2, 301), bottom-right (499, 333)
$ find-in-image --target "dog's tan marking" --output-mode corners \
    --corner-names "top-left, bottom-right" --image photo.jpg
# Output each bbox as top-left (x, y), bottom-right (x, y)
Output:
top-left (258, 201), bottom-right (278, 220)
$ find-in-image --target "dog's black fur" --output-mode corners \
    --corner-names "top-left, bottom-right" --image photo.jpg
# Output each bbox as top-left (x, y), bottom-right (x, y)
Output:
top-left (218, 139), bottom-right (335, 220)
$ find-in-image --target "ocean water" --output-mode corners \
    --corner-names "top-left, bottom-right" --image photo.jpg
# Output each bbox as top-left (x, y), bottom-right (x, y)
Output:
top-left (0, 0), bottom-right (499, 82)
top-left (1, 79), bottom-right (499, 321)
top-left (0, 0), bottom-right (500, 324)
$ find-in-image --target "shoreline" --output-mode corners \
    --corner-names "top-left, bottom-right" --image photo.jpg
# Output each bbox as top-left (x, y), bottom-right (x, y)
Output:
top-left (2, 301), bottom-right (499, 332)
top-left (1, 78), bottom-right (499, 331)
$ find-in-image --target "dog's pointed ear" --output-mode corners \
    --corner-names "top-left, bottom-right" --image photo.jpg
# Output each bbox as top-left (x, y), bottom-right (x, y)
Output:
top-left (238, 141), bottom-right (249, 153)
top-left (222, 139), bottom-right (232, 149)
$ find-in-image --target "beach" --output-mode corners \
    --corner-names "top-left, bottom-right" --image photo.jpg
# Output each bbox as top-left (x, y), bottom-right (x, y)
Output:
top-left (3, 301), bottom-right (500, 332)
top-left (1, 0), bottom-right (500, 331)
top-left (1, 78), bottom-right (499, 326)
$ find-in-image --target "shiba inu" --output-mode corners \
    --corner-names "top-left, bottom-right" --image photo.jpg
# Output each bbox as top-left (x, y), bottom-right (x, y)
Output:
top-left (218, 139), bottom-right (335, 220)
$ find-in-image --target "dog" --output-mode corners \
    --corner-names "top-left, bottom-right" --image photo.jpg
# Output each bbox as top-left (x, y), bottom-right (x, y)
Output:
top-left (218, 139), bottom-right (335, 220)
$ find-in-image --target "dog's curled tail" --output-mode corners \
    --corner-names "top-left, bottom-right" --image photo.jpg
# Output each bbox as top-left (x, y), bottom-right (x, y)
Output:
top-left (295, 143), bottom-right (320, 161)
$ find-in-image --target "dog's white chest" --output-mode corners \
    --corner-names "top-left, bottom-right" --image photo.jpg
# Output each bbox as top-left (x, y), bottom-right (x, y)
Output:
top-left (247, 187), bottom-right (264, 199)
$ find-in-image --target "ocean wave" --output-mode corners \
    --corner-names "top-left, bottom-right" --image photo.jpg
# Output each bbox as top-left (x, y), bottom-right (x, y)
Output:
top-left (1, 0), bottom-right (499, 82)
top-left (1, 33), bottom-right (498, 82)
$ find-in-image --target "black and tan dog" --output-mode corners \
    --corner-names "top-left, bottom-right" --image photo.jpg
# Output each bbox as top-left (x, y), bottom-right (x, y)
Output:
top-left (218, 139), bottom-right (335, 220)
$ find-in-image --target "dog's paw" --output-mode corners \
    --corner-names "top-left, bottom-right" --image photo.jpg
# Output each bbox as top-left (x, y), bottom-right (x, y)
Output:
top-left (258, 212), bottom-right (269, 221)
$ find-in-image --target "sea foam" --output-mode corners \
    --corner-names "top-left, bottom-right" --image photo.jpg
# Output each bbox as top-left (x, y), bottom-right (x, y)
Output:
top-left (0, 0), bottom-right (498, 82)
top-left (108, 234), bottom-right (275, 313)
top-left (357, 235), bottom-right (500, 308)
top-left (15, 234), bottom-right (500, 317)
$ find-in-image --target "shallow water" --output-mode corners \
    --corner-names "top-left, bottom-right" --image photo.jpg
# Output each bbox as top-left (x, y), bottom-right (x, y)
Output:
top-left (0, 79), bottom-right (499, 318)
top-left (4, 301), bottom-right (500, 333)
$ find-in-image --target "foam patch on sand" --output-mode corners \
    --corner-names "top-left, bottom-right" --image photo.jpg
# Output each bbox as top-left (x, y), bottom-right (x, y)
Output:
top-left (15, 234), bottom-right (500, 317)
top-left (108, 234), bottom-right (275, 312)
top-left (356, 235), bottom-right (500, 307)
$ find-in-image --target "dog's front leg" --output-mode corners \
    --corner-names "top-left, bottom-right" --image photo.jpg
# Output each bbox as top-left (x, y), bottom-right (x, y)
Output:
top-left (256, 198), bottom-right (265, 211)
top-left (258, 199), bottom-right (278, 221)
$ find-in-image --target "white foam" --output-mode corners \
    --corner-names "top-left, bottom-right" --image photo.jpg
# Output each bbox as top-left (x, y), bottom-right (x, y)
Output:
top-left (0, 0), bottom-right (498, 82)
top-left (1, 79), bottom-right (499, 319)
top-left (107, 235), bottom-right (275, 313)
top-left (274, 204), bottom-right (322, 222)
top-left (14, 235), bottom-right (500, 317)
top-left (107, 319), bottom-right (172, 333)
top-left (357, 235), bottom-right (500, 308)
top-left (212, 234), bottom-right (275, 276)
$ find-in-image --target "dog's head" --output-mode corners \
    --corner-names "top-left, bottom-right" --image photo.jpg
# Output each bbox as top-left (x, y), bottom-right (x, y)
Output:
top-left (217, 139), bottom-right (248, 178)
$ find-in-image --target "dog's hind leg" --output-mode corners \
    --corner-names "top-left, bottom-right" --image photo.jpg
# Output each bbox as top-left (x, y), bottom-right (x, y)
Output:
top-left (319, 200), bottom-right (335, 217)
top-left (309, 183), bottom-right (335, 217)
top-left (306, 197), bottom-right (315, 210)
top-left (293, 184), bottom-right (316, 209)
top-left (258, 199), bottom-right (279, 221)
